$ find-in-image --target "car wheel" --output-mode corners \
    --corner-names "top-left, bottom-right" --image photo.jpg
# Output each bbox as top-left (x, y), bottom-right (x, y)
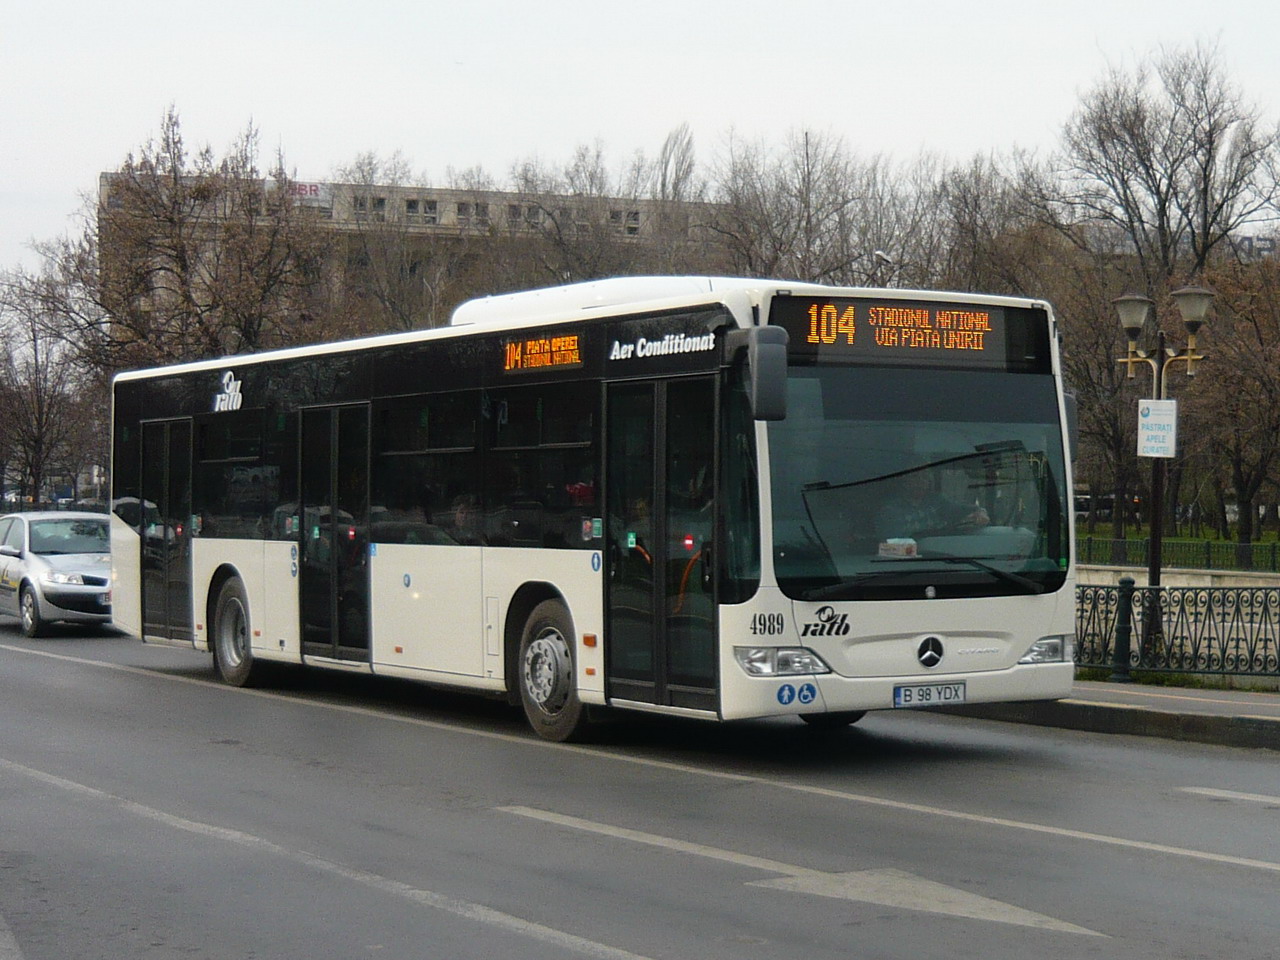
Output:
top-left (213, 577), bottom-right (259, 686)
top-left (518, 600), bottom-right (588, 742)
top-left (20, 585), bottom-right (46, 638)
top-left (799, 710), bottom-right (866, 729)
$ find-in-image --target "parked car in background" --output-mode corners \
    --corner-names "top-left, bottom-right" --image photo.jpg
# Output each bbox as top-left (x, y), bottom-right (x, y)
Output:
top-left (0, 511), bottom-right (112, 637)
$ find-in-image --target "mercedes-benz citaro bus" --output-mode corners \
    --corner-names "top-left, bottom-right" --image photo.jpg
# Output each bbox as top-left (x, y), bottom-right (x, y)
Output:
top-left (110, 277), bottom-right (1075, 741)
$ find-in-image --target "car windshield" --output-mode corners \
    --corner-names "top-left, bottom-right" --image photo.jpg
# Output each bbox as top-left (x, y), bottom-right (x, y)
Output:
top-left (769, 366), bottom-right (1070, 600)
top-left (29, 518), bottom-right (110, 555)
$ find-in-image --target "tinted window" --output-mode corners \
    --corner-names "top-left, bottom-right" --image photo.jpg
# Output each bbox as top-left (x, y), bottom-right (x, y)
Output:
top-left (485, 382), bottom-right (597, 548)
top-left (377, 393), bottom-right (477, 453)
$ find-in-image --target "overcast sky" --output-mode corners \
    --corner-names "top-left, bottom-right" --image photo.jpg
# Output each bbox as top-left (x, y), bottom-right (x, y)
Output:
top-left (2, 0), bottom-right (1277, 271)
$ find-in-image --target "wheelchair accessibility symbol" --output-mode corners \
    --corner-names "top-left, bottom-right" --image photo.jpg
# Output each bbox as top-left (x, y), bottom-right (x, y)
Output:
top-left (797, 682), bottom-right (817, 705)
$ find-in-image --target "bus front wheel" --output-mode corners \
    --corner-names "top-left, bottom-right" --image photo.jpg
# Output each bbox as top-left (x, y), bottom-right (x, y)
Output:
top-left (213, 577), bottom-right (259, 687)
top-left (518, 600), bottom-right (587, 742)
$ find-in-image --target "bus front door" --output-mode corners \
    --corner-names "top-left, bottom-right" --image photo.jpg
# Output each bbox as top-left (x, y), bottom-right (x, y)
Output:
top-left (139, 419), bottom-right (193, 643)
top-left (605, 378), bottom-right (717, 711)
top-left (299, 405), bottom-right (371, 662)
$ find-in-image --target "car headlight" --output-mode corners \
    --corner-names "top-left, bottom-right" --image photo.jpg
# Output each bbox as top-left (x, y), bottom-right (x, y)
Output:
top-left (43, 570), bottom-right (85, 585)
top-left (1019, 634), bottom-right (1073, 664)
top-left (734, 646), bottom-right (832, 677)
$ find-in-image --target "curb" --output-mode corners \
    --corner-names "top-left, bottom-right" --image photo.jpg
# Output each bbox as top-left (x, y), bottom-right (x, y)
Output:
top-left (933, 699), bottom-right (1280, 752)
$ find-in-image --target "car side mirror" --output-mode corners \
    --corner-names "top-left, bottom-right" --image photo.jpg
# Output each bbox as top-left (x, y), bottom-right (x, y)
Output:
top-left (0, 545), bottom-right (19, 558)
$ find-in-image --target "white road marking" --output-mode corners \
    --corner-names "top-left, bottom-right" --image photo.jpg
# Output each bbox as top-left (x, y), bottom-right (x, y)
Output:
top-left (1180, 786), bottom-right (1280, 805)
top-left (7, 643), bottom-right (1280, 878)
top-left (1061, 696), bottom-right (1280, 722)
top-left (1082, 686), bottom-right (1280, 708)
top-left (0, 916), bottom-right (26, 960)
top-left (0, 756), bottom-right (656, 960)
top-left (499, 805), bottom-right (1103, 936)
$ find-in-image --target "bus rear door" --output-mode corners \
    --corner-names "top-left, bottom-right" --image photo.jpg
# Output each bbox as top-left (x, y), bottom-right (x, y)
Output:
top-left (139, 419), bottom-right (193, 643)
top-left (299, 405), bottom-right (371, 661)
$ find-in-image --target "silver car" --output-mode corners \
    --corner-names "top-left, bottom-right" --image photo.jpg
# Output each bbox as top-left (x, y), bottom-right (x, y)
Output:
top-left (0, 511), bottom-right (112, 637)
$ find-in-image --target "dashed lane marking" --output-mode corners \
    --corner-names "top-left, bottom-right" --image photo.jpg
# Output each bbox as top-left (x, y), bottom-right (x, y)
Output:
top-left (1180, 787), bottom-right (1280, 805)
top-left (6, 643), bottom-right (1280, 878)
top-left (499, 806), bottom-right (1103, 936)
top-left (0, 756), bottom-right (657, 960)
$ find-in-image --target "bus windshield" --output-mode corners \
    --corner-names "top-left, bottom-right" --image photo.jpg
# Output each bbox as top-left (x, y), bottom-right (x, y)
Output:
top-left (769, 365), bottom-right (1069, 600)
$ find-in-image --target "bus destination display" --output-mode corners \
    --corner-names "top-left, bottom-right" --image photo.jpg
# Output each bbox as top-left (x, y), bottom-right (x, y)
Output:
top-left (770, 296), bottom-right (1021, 369)
top-left (503, 333), bottom-right (583, 373)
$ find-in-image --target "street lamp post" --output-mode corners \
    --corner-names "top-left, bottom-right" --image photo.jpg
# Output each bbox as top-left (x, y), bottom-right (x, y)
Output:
top-left (1113, 286), bottom-right (1214, 588)
top-left (1112, 287), bottom-right (1213, 671)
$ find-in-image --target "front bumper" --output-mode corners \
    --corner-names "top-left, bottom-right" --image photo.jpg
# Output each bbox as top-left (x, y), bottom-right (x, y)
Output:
top-left (719, 661), bottom-right (1075, 721)
top-left (40, 585), bottom-right (112, 621)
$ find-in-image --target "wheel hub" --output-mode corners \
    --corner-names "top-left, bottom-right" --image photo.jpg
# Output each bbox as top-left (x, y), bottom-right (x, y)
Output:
top-left (524, 629), bottom-right (571, 712)
top-left (219, 599), bottom-right (247, 668)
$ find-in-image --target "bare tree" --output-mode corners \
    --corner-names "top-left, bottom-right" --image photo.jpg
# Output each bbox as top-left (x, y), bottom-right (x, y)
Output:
top-left (654, 123), bottom-right (699, 203)
top-left (1195, 257), bottom-right (1280, 550)
top-left (1021, 44), bottom-right (1280, 543)
top-left (506, 139), bottom-right (702, 285)
top-left (0, 282), bottom-right (80, 503)
top-left (1030, 43), bottom-right (1278, 288)
top-left (708, 129), bottom-right (859, 281)
top-left (31, 107), bottom-right (334, 375)
top-left (331, 151), bottom-right (474, 331)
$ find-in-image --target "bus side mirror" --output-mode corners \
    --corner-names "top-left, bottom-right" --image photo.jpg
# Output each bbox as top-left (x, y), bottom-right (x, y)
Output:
top-left (1064, 390), bottom-right (1079, 462)
top-left (727, 326), bottom-right (788, 421)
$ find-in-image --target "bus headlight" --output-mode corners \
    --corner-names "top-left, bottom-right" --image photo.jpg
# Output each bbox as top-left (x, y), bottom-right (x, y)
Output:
top-left (734, 646), bottom-right (832, 677)
top-left (1018, 635), bottom-right (1073, 664)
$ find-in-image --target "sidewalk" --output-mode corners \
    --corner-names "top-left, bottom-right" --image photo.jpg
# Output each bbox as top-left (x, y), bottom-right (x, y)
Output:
top-left (940, 681), bottom-right (1280, 751)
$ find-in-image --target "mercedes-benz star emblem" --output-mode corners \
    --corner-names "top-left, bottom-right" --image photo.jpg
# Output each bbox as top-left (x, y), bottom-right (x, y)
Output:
top-left (917, 636), bottom-right (944, 668)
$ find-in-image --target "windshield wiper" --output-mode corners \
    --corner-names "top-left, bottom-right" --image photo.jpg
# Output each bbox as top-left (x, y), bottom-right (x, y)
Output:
top-left (922, 553), bottom-right (1045, 594)
top-left (797, 571), bottom-right (907, 601)
top-left (799, 555), bottom-right (1047, 600)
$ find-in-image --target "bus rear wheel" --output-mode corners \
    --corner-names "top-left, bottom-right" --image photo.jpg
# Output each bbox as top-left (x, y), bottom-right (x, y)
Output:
top-left (518, 600), bottom-right (587, 742)
top-left (213, 577), bottom-right (259, 687)
top-left (800, 710), bottom-right (866, 729)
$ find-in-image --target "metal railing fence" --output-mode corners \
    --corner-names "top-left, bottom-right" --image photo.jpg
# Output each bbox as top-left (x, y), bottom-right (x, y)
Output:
top-left (1076, 581), bottom-right (1280, 678)
top-left (1077, 537), bottom-right (1280, 573)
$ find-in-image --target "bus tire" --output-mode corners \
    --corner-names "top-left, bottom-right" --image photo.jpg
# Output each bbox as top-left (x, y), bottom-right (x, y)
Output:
top-left (213, 577), bottom-right (258, 687)
top-left (518, 600), bottom-right (587, 742)
top-left (20, 585), bottom-right (46, 638)
top-left (800, 710), bottom-right (866, 729)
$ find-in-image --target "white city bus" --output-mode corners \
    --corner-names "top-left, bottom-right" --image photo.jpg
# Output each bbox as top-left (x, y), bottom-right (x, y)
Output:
top-left (110, 277), bottom-right (1075, 741)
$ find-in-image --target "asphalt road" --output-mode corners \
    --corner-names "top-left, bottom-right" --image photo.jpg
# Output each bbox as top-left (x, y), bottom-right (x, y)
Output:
top-left (2, 624), bottom-right (1278, 960)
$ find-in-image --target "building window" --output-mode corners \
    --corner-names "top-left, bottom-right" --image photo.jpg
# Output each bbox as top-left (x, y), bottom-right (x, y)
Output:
top-left (609, 209), bottom-right (642, 235)
top-left (405, 198), bottom-right (419, 222)
top-left (457, 202), bottom-right (489, 228)
top-left (354, 195), bottom-right (387, 223)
